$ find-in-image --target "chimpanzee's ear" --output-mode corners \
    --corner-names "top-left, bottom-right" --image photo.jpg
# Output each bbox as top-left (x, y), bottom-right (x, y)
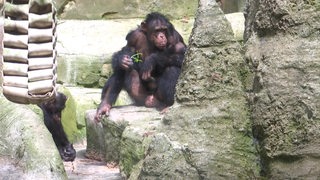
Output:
top-left (141, 21), bottom-right (147, 32)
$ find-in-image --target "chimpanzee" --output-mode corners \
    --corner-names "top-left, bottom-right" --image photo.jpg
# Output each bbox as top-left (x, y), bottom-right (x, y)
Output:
top-left (38, 92), bottom-right (76, 162)
top-left (94, 12), bottom-right (186, 121)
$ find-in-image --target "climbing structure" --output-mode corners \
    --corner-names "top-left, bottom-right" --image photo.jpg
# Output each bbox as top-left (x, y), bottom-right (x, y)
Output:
top-left (1, 0), bottom-right (57, 104)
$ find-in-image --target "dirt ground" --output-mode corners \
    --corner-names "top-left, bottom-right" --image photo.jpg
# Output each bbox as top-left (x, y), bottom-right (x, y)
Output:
top-left (63, 141), bottom-right (123, 180)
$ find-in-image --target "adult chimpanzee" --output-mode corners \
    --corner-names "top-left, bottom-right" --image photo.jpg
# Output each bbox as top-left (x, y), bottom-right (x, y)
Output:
top-left (38, 92), bottom-right (76, 162)
top-left (95, 12), bottom-right (186, 121)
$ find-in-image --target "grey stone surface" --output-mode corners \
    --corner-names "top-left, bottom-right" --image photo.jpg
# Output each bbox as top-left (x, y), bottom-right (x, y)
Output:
top-left (55, 0), bottom-right (198, 20)
top-left (245, 0), bottom-right (320, 178)
top-left (63, 141), bottom-right (122, 180)
top-left (0, 94), bottom-right (67, 179)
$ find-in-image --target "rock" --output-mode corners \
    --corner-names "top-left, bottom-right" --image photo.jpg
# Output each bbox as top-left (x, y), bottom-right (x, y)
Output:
top-left (245, 0), bottom-right (320, 178)
top-left (55, 19), bottom-right (132, 87)
top-left (129, 133), bottom-right (199, 180)
top-left (58, 86), bottom-right (102, 142)
top-left (63, 142), bottom-right (122, 180)
top-left (59, 86), bottom-right (132, 142)
top-left (132, 0), bottom-right (258, 178)
top-left (58, 86), bottom-right (80, 142)
top-left (77, 72), bottom-right (101, 87)
top-left (85, 106), bottom-right (163, 176)
top-left (57, 54), bottom-right (106, 87)
top-left (131, 105), bottom-right (258, 179)
top-left (0, 94), bottom-right (67, 179)
top-left (98, 77), bottom-right (107, 88)
top-left (55, 0), bottom-right (197, 20)
top-left (100, 63), bottom-right (112, 78)
top-left (219, 0), bottom-right (245, 14)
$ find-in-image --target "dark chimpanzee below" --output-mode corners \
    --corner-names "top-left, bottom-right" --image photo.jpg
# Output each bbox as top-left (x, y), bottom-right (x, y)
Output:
top-left (38, 92), bottom-right (76, 162)
top-left (95, 12), bottom-right (186, 121)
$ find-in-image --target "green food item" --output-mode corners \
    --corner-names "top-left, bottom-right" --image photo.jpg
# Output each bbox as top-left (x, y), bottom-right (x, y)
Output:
top-left (131, 53), bottom-right (143, 63)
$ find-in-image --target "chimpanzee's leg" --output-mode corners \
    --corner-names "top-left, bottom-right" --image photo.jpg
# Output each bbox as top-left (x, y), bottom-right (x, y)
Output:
top-left (95, 73), bottom-right (124, 121)
top-left (145, 66), bottom-right (181, 109)
top-left (95, 46), bottom-right (134, 121)
top-left (124, 69), bottom-right (150, 106)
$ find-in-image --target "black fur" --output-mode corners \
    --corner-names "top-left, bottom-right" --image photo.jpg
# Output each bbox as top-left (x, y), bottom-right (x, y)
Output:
top-left (98, 12), bottom-right (186, 113)
top-left (38, 92), bottom-right (76, 162)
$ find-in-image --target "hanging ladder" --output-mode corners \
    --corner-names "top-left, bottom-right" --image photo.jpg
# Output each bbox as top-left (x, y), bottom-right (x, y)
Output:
top-left (1, 0), bottom-right (57, 104)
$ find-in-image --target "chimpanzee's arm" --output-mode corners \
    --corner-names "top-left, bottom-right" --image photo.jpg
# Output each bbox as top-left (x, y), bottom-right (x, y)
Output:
top-left (161, 42), bottom-right (186, 67)
top-left (140, 42), bottom-right (186, 80)
top-left (112, 29), bottom-right (144, 71)
top-left (111, 46), bottom-right (134, 71)
top-left (143, 42), bottom-right (186, 69)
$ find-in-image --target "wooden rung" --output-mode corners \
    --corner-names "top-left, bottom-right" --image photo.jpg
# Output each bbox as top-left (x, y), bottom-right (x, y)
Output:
top-left (3, 33), bottom-right (28, 49)
top-left (28, 28), bottom-right (53, 43)
top-left (29, 12), bottom-right (53, 28)
top-left (28, 79), bottom-right (54, 94)
top-left (4, 19), bottom-right (28, 34)
top-left (29, 0), bottom-right (53, 14)
top-left (8, 0), bottom-right (30, 5)
top-left (3, 48), bottom-right (28, 63)
top-left (28, 57), bottom-right (54, 70)
top-left (4, 3), bottom-right (29, 20)
top-left (28, 42), bottom-right (53, 57)
top-left (2, 62), bottom-right (29, 76)
top-left (30, 0), bottom-right (53, 6)
top-left (3, 76), bottom-right (28, 88)
top-left (3, 86), bottom-right (29, 104)
top-left (28, 69), bottom-right (54, 82)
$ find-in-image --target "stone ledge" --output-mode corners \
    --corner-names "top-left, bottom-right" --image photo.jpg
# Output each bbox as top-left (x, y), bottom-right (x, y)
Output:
top-left (85, 106), bottom-right (163, 165)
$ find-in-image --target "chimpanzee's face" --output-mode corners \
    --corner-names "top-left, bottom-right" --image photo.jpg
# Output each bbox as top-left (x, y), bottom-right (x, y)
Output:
top-left (148, 20), bottom-right (169, 50)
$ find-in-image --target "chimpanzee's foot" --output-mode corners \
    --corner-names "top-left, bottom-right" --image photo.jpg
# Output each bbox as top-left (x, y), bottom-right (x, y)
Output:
top-left (94, 103), bottom-right (111, 122)
top-left (59, 143), bottom-right (76, 162)
top-left (145, 95), bottom-right (169, 114)
top-left (159, 106), bottom-right (169, 114)
top-left (145, 95), bottom-right (159, 107)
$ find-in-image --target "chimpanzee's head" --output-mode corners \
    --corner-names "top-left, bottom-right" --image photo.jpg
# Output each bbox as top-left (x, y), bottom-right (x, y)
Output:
top-left (41, 92), bottom-right (67, 113)
top-left (141, 12), bottom-right (174, 50)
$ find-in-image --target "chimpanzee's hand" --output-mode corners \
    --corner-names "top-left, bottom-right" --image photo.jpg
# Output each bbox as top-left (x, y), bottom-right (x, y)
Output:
top-left (59, 143), bottom-right (76, 162)
top-left (120, 55), bottom-right (133, 70)
top-left (94, 103), bottom-right (111, 122)
top-left (141, 54), bottom-right (156, 80)
top-left (141, 68), bottom-right (152, 80)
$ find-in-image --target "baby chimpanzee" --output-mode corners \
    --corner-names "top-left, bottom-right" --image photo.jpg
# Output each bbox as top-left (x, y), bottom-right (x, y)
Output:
top-left (38, 92), bottom-right (76, 162)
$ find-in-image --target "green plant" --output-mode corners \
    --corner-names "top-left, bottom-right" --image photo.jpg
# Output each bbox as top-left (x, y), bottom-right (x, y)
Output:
top-left (131, 52), bottom-right (143, 63)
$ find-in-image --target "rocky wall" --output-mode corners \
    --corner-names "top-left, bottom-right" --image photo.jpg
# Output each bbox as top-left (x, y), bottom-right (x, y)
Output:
top-left (245, 0), bottom-right (320, 178)
top-left (55, 0), bottom-right (198, 20)
top-left (0, 94), bottom-right (67, 179)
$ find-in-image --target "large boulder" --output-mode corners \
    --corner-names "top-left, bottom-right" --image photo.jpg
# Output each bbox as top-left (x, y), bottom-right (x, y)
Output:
top-left (0, 93), bottom-right (67, 179)
top-left (244, 0), bottom-right (320, 178)
top-left (85, 106), bottom-right (163, 179)
top-left (58, 86), bottom-right (131, 142)
top-left (169, 0), bottom-right (257, 178)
